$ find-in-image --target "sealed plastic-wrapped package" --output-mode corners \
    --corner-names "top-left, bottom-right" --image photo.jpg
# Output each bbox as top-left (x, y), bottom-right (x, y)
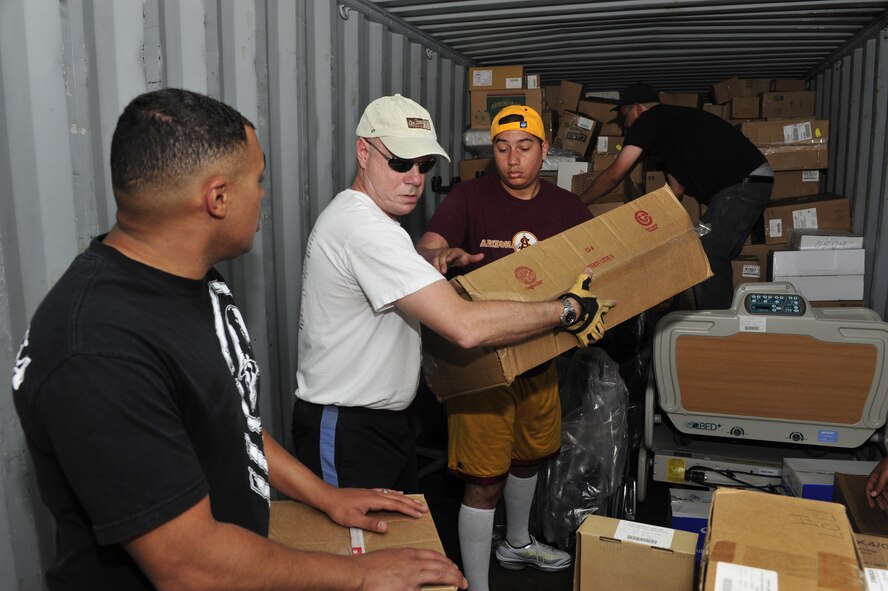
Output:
top-left (534, 347), bottom-right (629, 551)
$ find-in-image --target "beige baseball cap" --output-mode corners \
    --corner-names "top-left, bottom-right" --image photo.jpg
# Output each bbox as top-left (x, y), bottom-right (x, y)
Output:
top-left (355, 94), bottom-right (451, 162)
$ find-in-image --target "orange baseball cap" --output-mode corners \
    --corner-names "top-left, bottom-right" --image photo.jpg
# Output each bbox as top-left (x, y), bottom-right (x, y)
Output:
top-left (490, 105), bottom-right (545, 142)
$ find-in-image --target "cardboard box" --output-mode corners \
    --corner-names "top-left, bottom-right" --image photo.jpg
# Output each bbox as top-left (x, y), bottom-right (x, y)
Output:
top-left (554, 80), bottom-right (583, 114)
top-left (576, 99), bottom-right (622, 135)
top-left (670, 488), bottom-right (712, 563)
top-left (732, 256), bottom-right (763, 289)
top-left (421, 187), bottom-right (712, 399)
top-left (773, 79), bottom-right (808, 92)
top-left (659, 92), bottom-right (699, 108)
top-left (730, 96), bottom-right (760, 119)
top-left (573, 514), bottom-right (697, 591)
top-left (542, 84), bottom-right (560, 111)
top-left (763, 194), bottom-right (852, 244)
top-left (268, 494), bottom-right (455, 591)
top-left (700, 488), bottom-right (865, 591)
top-left (743, 78), bottom-right (773, 96)
top-left (470, 89), bottom-right (543, 129)
top-left (542, 109), bottom-right (556, 144)
top-left (761, 91), bottom-right (816, 118)
top-left (856, 534), bottom-right (888, 569)
top-left (702, 103), bottom-right (730, 120)
top-left (740, 242), bottom-right (786, 281)
top-left (834, 473), bottom-right (888, 536)
top-left (645, 170), bottom-right (666, 193)
top-left (761, 143), bottom-right (829, 171)
top-left (458, 158), bottom-right (495, 181)
top-left (468, 65), bottom-right (524, 91)
top-left (741, 118), bottom-right (829, 146)
top-left (556, 161), bottom-right (589, 191)
top-left (554, 111), bottom-right (597, 157)
top-left (711, 77), bottom-right (743, 104)
top-left (595, 135), bottom-right (624, 154)
top-left (781, 459), bottom-right (878, 501)
top-left (772, 249), bottom-right (865, 278)
top-left (771, 170), bottom-right (825, 199)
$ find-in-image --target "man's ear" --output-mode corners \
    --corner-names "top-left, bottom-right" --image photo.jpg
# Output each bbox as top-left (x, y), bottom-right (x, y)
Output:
top-left (204, 176), bottom-right (228, 219)
top-left (356, 137), bottom-right (370, 169)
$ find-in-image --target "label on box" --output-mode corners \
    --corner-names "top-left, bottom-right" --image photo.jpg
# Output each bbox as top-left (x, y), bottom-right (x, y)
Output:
top-left (769, 219), bottom-right (783, 238)
top-left (715, 562), bottom-right (778, 590)
top-left (613, 520), bottom-right (675, 548)
top-left (783, 121), bottom-right (813, 143)
top-left (597, 137), bottom-right (609, 152)
top-left (472, 70), bottom-right (493, 87)
top-left (740, 316), bottom-right (767, 333)
top-left (866, 568), bottom-right (888, 591)
top-left (792, 207), bottom-right (819, 229)
top-left (801, 170), bottom-right (820, 182)
top-left (505, 77), bottom-right (522, 89)
top-left (575, 116), bottom-right (595, 130)
top-left (742, 264), bottom-right (761, 278)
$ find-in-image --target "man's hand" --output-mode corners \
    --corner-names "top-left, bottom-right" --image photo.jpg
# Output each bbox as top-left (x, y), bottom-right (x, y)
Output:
top-left (562, 272), bottom-right (616, 347)
top-left (320, 487), bottom-right (429, 533)
top-left (357, 548), bottom-right (467, 590)
top-left (421, 246), bottom-right (484, 274)
top-left (866, 457), bottom-right (888, 510)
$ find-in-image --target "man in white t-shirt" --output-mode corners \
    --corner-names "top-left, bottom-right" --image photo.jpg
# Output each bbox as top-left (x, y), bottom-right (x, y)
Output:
top-left (292, 94), bottom-right (613, 494)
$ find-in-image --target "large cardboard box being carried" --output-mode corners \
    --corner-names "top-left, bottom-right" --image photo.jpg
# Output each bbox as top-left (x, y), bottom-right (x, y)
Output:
top-left (269, 494), bottom-right (455, 591)
top-left (421, 187), bottom-right (712, 399)
top-left (700, 489), bottom-right (865, 591)
top-left (573, 514), bottom-right (697, 591)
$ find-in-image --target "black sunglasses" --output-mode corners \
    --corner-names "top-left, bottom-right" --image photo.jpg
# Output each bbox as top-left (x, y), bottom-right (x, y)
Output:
top-left (366, 140), bottom-right (436, 174)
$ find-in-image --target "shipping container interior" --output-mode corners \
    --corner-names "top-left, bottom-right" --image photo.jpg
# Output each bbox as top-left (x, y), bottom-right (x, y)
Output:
top-left (2, 1), bottom-right (888, 588)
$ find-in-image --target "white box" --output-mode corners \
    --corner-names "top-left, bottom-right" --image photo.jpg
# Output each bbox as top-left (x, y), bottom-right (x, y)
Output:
top-left (796, 234), bottom-right (864, 250)
top-left (772, 249), bottom-right (865, 276)
top-left (773, 274), bottom-right (864, 300)
top-left (781, 458), bottom-right (878, 501)
top-left (556, 161), bottom-right (588, 191)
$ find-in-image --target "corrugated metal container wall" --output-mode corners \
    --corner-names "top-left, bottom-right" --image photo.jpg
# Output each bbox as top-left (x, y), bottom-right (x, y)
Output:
top-left (0, 1), bottom-right (468, 588)
top-left (811, 20), bottom-right (888, 318)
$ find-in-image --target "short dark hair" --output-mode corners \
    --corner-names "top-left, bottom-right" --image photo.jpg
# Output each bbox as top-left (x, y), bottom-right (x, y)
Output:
top-left (110, 89), bottom-right (255, 196)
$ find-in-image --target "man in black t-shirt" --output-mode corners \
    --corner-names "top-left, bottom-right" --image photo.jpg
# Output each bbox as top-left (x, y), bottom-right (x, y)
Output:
top-left (11, 89), bottom-right (466, 591)
top-left (579, 83), bottom-right (773, 309)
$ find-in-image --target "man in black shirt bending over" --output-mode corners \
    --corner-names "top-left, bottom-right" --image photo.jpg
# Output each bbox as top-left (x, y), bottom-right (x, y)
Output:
top-left (579, 83), bottom-right (773, 310)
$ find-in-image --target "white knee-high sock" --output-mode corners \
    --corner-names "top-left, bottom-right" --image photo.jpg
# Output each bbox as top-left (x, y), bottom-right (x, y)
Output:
top-left (504, 472), bottom-right (537, 547)
top-left (458, 504), bottom-right (495, 591)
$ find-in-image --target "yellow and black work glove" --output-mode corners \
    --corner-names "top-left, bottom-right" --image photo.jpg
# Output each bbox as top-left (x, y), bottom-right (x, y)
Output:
top-left (562, 274), bottom-right (616, 347)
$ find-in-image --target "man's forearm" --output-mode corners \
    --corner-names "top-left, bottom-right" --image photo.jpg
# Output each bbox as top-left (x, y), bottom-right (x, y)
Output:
top-left (579, 172), bottom-right (621, 205)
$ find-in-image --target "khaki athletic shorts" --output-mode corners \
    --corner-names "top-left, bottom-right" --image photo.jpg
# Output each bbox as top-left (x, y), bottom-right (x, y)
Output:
top-left (446, 362), bottom-right (561, 484)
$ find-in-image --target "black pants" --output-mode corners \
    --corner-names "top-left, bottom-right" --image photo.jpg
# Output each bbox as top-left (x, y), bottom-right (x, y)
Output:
top-left (693, 179), bottom-right (772, 310)
top-left (291, 398), bottom-right (419, 492)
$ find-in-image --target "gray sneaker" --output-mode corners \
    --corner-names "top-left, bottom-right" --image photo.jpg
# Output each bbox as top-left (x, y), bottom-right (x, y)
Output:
top-left (494, 535), bottom-right (572, 572)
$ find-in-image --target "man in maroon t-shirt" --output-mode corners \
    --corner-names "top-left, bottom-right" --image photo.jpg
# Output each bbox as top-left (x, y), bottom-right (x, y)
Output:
top-left (418, 105), bottom-right (592, 590)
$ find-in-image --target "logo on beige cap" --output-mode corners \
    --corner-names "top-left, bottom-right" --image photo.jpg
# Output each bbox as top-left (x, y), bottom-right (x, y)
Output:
top-left (406, 117), bottom-right (431, 130)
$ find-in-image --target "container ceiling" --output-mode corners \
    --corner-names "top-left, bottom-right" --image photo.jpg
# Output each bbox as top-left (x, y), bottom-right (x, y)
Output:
top-left (367, 0), bottom-right (888, 93)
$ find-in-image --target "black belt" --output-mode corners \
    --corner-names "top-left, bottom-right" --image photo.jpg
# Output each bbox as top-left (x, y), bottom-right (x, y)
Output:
top-left (742, 175), bottom-right (774, 185)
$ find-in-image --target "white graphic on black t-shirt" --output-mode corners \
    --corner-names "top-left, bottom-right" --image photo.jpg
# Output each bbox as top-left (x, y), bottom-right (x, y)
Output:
top-left (11, 327), bottom-right (31, 391)
top-left (208, 280), bottom-right (269, 503)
